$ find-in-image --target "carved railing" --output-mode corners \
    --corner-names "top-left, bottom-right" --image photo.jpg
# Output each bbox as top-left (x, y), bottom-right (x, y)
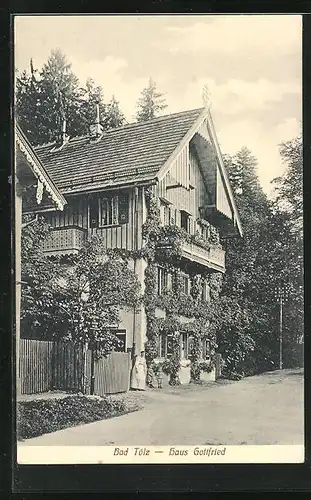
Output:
top-left (180, 240), bottom-right (225, 272)
top-left (42, 226), bottom-right (87, 256)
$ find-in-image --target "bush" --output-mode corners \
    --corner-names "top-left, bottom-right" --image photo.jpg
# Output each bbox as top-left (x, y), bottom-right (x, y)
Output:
top-left (17, 395), bottom-right (140, 440)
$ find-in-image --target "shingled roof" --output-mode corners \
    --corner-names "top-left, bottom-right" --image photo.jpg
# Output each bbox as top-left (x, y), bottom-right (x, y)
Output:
top-left (35, 108), bottom-right (204, 195)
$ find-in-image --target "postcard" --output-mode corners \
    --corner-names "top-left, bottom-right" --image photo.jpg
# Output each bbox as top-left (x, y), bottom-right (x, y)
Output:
top-left (14, 14), bottom-right (304, 466)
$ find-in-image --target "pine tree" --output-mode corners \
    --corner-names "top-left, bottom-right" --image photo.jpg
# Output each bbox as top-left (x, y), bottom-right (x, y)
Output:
top-left (102, 95), bottom-right (126, 130)
top-left (272, 136), bottom-right (303, 231)
top-left (136, 78), bottom-right (167, 122)
top-left (219, 143), bottom-right (303, 376)
top-left (269, 136), bottom-right (303, 367)
top-left (78, 78), bottom-right (106, 132)
top-left (15, 67), bottom-right (41, 144)
top-left (15, 50), bottom-right (127, 145)
top-left (37, 49), bottom-right (85, 144)
top-left (219, 148), bottom-right (280, 376)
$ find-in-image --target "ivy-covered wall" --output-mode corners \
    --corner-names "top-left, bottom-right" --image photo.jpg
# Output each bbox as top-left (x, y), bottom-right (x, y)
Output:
top-left (142, 186), bottom-right (224, 385)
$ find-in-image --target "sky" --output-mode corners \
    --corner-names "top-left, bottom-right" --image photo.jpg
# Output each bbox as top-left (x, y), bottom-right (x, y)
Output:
top-left (14, 15), bottom-right (302, 197)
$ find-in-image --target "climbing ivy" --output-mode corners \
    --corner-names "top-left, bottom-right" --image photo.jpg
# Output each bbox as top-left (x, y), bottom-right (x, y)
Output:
top-left (142, 187), bottom-right (224, 384)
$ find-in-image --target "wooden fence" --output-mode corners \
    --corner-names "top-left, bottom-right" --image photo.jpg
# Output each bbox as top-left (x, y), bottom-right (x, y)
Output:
top-left (19, 339), bottom-right (131, 396)
top-left (20, 339), bottom-right (54, 394)
top-left (94, 352), bottom-right (131, 396)
top-left (52, 341), bottom-right (85, 392)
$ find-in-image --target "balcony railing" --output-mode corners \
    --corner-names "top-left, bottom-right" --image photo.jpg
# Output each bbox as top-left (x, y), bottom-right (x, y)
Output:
top-left (180, 240), bottom-right (225, 272)
top-left (42, 226), bottom-right (87, 256)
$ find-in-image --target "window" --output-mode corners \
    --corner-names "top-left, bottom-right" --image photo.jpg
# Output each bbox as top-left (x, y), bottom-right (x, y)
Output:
top-left (180, 274), bottom-right (190, 295)
top-left (113, 330), bottom-right (126, 352)
top-left (90, 193), bottom-right (129, 228)
top-left (201, 279), bottom-right (210, 302)
top-left (158, 332), bottom-right (191, 359)
top-left (99, 196), bottom-right (117, 226)
top-left (158, 333), bottom-right (173, 358)
top-left (202, 339), bottom-right (211, 360)
top-left (188, 335), bottom-right (195, 358)
top-left (170, 208), bottom-right (177, 225)
top-left (180, 210), bottom-right (190, 232)
top-left (157, 267), bottom-right (173, 294)
top-left (163, 205), bottom-right (171, 226)
top-left (180, 332), bottom-right (189, 359)
top-left (157, 267), bottom-right (166, 295)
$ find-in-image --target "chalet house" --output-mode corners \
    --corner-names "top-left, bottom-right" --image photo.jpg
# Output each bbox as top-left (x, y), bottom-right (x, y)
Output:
top-left (15, 123), bottom-right (66, 394)
top-left (24, 106), bottom-right (242, 383)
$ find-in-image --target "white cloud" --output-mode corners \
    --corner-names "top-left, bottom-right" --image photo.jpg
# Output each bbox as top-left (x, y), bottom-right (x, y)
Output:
top-left (217, 116), bottom-right (301, 196)
top-left (159, 15), bottom-right (302, 56)
top-left (68, 57), bottom-right (301, 197)
top-left (14, 15), bottom-right (301, 199)
top-left (165, 77), bottom-right (301, 115)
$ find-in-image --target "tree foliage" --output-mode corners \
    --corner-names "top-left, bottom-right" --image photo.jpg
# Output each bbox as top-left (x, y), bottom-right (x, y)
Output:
top-left (21, 225), bottom-right (141, 356)
top-left (272, 135), bottom-right (303, 230)
top-left (16, 50), bottom-right (127, 145)
top-left (136, 78), bottom-right (167, 122)
top-left (217, 143), bottom-right (303, 377)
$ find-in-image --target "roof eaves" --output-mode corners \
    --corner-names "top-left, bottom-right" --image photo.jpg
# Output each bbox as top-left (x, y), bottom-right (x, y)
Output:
top-left (205, 109), bottom-right (243, 237)
top-left (60, 174), bottom-right (157, 195)
top-left (15, 124), bottom-right (67, 211)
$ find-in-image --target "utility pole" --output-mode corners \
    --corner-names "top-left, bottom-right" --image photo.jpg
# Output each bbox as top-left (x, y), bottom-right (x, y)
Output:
top-left (274, 284), bottom-right (290, 370)
top-left (279, 294), bottom-right (283, 370)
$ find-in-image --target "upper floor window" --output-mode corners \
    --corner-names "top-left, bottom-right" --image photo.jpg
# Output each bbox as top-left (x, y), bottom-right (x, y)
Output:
top-left (163, 205), bottom-right (171, 226)
top-left (201, 279), bottom-right (210, 302)
top-left (200, 224), bottom-right (210, 241)
top-left (90, 192), bottom-right (129, 228)
top-left (99, 196), bottom-right (119, 226)
top-left (180, 210), bottom-right (191, 232)
top-left (157, 267), bottom-right (173, 295)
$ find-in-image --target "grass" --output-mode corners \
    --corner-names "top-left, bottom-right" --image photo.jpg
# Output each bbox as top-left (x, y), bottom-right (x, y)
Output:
top-left (17, 394), bottom-right (142, 441)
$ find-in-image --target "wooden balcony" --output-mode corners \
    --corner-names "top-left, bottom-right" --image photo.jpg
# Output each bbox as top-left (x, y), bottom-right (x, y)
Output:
top-left (42, 226), bottom-right (87, 256)
top-left (180, 240), bottom-right (225, 272)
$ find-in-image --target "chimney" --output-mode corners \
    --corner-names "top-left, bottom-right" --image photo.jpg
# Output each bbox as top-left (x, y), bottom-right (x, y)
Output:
top-left (62, 118), bottom-right (67, 143)
top-left (50, 117), bottom-right (70, 152)
top-left (89, 102), bottom-right (103, 140)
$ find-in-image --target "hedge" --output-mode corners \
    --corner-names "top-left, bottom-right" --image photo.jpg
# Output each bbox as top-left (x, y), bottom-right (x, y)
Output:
top-left (17, 395), bottom-right (140, 440)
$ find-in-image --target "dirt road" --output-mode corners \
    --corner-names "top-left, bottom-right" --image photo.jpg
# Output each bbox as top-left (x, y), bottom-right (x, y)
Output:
top-left (19, 369), bottom-right (304, 446)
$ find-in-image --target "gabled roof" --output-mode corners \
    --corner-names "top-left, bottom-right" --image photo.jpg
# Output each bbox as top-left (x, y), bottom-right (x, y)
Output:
top-left (34, 107), bottom-right (242, 235)
top-left (35, 108), bottom-right (203, 194)
top-left (15, 123), bottom-right (66, 211)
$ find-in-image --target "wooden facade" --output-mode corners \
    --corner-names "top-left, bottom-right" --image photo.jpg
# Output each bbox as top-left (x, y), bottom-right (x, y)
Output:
top-left (43, 186), bottom-right (147, 255)
top-left (24, 108), bottom-right (242, 384)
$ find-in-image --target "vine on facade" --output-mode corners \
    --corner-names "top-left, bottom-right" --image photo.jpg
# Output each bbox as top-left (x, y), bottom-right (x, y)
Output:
top-left (142, 186), bottom-right (224, 385)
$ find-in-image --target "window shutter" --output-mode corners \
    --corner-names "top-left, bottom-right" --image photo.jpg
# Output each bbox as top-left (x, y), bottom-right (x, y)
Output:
top-left (118, 193), bottom-right (129, 224)
top-left (167, 272), bottom-right (172, 291)
top-left (157, 267), bottom-right (162, 295)
top-left (202, 339), bottom-right (207, 359)
top-left (99, 198), bottom-right (109, 226)
top-left (189, 216), bottom-right (192, 234)
top-left (112, 195), bottom-right (119, 225)
top-left (167, 334), bottom-right (173, 357)
top-left (90, 198), bottom-right (99, 228)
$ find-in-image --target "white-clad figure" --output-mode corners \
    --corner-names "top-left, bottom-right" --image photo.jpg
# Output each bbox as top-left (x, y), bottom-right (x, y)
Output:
top-left (130, 351), bottom-right (147, 390)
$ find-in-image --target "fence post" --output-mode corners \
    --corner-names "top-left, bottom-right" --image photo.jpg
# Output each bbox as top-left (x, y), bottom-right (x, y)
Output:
top-left (82, 341), bottom-right (89, 394)
top-left (90, 347), bottom-right (95, 395)
top-left (215, 353), bottom-right (222, 379)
